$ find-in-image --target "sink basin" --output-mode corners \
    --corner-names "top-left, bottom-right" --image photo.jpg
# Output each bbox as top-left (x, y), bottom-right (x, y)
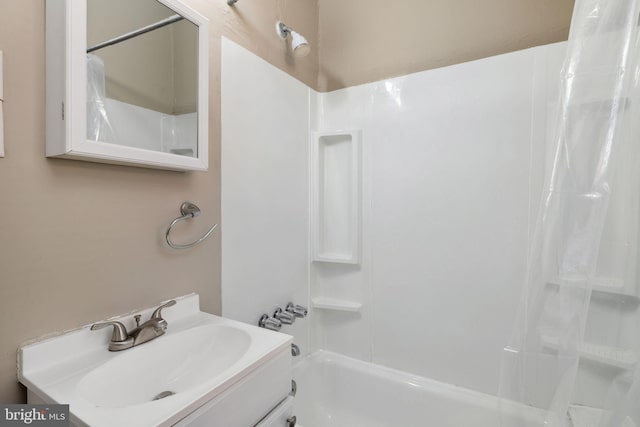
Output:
top-left (18, 294), bottom-right (293, 427)
top-left (76, 324), bottom-right (251, 408)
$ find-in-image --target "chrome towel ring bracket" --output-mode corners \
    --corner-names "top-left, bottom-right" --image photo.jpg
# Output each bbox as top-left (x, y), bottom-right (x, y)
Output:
top-left (165, 202), bottom-right (218, 250)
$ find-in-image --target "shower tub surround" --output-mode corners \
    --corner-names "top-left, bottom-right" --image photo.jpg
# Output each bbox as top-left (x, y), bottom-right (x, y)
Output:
top-left (221, 38), bottom-right (634, 425)
top-left (93, 97), bottom-right (197, 155)
top-left (293, 351), bottom-right (546, 427)
top-left (293, 352), bottom-right (637, 427)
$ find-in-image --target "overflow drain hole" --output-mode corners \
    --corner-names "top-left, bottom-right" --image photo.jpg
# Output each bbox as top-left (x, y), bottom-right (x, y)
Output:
top-left (152, 391), bottom-right (176, 401)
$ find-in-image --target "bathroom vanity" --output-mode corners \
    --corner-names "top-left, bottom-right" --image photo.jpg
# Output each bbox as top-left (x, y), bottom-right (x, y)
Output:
top-left (18, 294), bottom-right (295, 426)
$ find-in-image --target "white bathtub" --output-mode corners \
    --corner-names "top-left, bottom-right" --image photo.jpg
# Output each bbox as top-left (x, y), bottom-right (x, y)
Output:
top-left (292, 350), bottom-right (548, 427)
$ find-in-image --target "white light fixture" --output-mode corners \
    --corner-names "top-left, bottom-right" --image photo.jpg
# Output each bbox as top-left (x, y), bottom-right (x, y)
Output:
top-left (276, 21), bottom-right (310, 58)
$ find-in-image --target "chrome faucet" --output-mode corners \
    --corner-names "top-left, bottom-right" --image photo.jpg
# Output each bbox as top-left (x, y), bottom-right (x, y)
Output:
top-left (258, 314), bottom-right (282, 331)
top-left (90, 300), bottom-right (176, 351)
top-left (274, 308), bottom-right (295, 325)
top-left (286, 302), bottom-right (307, 318)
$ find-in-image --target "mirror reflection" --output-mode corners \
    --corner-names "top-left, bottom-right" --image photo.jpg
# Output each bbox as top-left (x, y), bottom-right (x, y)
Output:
top-left (86, 0), bottom-right (198, 157)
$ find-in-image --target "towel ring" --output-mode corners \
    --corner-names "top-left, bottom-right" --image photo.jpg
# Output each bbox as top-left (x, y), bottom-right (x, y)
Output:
top-left (165, 202), bottom-right (218, 250)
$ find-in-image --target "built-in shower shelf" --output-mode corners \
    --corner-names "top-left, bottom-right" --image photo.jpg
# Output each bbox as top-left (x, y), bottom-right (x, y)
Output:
top-left (542, 336), bottom-right (638, 369)
top-left (312, 130), bottom-right (362, 264)
top-left (312, 297), bottom-right (362, 312)
top-left (546, 278), bottom-right (637, 299)
top-left (568, 405), bottom-right (637, 427)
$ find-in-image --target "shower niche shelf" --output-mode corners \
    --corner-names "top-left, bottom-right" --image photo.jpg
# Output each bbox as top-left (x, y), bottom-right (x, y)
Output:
top-left (311, 296), bottom-right (362, 313)
top-left (541, 336), bottom-right (638, 369)
top-left (546, 278), bottom-right (638, 300)
top-left (312, 130), bottom-right (362, 264)
top-left (568, 405), bottom-right (637, 427)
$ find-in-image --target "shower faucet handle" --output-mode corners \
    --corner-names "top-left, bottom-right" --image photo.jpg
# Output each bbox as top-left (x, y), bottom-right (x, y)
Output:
top-left (286, 302), bottom-right (308, 318)
top-left (274, 308), bottom-right (295, 324)
top-left (258, 314), bottom-right (282, 331)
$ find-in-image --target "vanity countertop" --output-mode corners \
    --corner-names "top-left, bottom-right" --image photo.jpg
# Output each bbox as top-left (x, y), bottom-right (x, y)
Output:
top-left (18, 293), bottom-right (292, 427)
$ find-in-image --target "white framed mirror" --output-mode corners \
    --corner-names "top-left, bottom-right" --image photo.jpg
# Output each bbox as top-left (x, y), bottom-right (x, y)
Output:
top-left (45, 0), bottom-right (208, 171)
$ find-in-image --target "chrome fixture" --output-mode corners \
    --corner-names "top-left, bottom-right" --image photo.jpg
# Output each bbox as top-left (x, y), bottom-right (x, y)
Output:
top-left (227, 0), bottom-right (239, 5)
top-left (274, 307), bottom-right (295, 325)
top-left (290, 379), bottom-right (297, 397)
top-left (291, 343), bottom-right (301, 357)
top-left (286, 416), bottom-right (297, 427)
top-left (90, 300), bottom-right (176, 351)
top-left (258, 314), bottom-right (282, 331)
top-left (165, 201), bottom-right (218, 250)
top-left (286, 302), bottom-right (308, 318)
top-left (276, 21), bottom-right (311, 58)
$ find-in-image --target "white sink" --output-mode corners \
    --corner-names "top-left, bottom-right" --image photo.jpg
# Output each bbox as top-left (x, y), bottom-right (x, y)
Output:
top-left (76, 324), bottom-right (251, 408)
top-left (18, 294), bottom-right (293, 427)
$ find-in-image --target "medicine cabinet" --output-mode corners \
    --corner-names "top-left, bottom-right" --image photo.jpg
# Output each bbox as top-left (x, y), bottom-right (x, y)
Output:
top-left (45, 0), bottom-right (209, 171)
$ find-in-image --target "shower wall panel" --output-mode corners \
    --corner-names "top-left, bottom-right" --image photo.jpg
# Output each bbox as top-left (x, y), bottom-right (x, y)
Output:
top-left (221, 35), bottom-right (576, 398)
top-left (313, 42), bottom-right (568, 396)
top-left (221, 37), bottom-right (310, 354)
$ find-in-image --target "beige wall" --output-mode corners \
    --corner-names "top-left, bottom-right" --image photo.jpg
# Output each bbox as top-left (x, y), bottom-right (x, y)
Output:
top-left (173, 19), bottom-right (199, 115)
top-left (317, 0), bottom-right (574, 91)
top-left (0, 0), bottom-right (318, 404)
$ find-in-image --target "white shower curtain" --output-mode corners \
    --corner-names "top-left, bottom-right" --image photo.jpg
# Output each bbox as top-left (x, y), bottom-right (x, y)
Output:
top-left (499, 0), bottom-right (640, 426)
top-left (87, 54), bottom-right (117, 144)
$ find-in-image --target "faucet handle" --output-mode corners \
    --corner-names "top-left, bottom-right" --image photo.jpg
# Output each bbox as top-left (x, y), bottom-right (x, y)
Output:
top-left (90, 321), bottom-right (129, 342)
top-left (258, 314), bottom-right (282, 331)
top-left (274, 308), bottom-right (295, 325)
top-left (151, 300), bottom-right (176, 320)
top-left (286, 302), bottom-right (308, 318)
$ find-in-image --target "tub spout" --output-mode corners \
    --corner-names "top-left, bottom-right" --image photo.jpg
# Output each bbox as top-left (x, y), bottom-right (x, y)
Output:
top-left (291, 343), bottom-right (301, 357)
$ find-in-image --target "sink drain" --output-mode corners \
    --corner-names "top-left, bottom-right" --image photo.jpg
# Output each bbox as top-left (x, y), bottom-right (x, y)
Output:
top-left (152, 391), bottom-right (176, 401)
